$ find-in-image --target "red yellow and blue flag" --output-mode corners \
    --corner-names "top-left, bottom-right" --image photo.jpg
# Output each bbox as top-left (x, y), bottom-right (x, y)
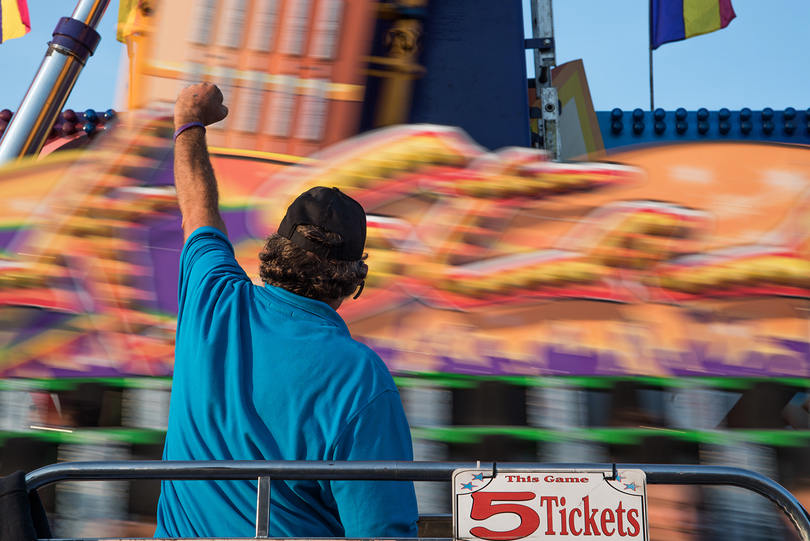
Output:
top-left (650, 0), bottom-right (735, 49)
top-left (0, 0), bottom-right (30, 44)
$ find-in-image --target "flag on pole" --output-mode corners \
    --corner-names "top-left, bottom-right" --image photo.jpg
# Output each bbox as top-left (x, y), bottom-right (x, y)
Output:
top-left (0, 0), bottom-right (30, 44)
top-left (650, 0), bottom-right (735, 49)
top-left (550, 60), bottom-right (606, 161)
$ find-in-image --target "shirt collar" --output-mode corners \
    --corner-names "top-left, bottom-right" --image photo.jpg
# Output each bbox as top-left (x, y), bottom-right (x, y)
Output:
top-left (261, 284), bottom-right (350, 335)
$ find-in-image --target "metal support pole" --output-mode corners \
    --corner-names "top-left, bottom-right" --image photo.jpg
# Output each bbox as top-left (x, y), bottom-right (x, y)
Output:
top-left (649, 46), bottom-right (655, 111)
top-left (0, 0), bottom-right (109, 165)
top-left (540, 86), bottom-right (561, 161)
top-left (255, 476), bottom-right (271, 538)
top-left (529, 0), bottom-right (560, 160)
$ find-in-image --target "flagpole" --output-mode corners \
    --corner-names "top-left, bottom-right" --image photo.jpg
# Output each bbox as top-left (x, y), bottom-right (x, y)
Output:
top-left (648, 0), bottom-right (654, 111)
top-left (649, 45), bottom-right (654, 111)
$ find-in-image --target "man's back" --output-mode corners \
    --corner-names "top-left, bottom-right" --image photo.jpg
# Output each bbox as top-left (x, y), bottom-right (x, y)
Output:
top-left (156, 227), bottom-right (418, 538)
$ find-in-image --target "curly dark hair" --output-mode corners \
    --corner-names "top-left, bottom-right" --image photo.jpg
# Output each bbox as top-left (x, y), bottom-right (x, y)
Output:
top-left (259, 224), bottom-right (368, 306)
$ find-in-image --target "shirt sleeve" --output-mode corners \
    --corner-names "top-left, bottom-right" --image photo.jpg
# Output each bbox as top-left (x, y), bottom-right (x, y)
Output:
top-left (330, 390), bottom-right (419, 538)
top-left (178, 226), bottom-right (250, 311)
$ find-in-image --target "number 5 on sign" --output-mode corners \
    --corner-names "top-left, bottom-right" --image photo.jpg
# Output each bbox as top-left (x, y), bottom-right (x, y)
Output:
top-left (453, 469), bottom-right (648, 540)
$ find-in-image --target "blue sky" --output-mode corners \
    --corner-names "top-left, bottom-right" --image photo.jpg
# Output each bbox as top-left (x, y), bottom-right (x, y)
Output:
top-left (532, 0), bottom-right (810, 111)
top-left (0, 0), bottom-right (808, 114)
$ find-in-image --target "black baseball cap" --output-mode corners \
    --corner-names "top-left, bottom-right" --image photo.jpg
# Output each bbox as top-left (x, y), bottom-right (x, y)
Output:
top-left (278, 187), bottom-right (367, 261)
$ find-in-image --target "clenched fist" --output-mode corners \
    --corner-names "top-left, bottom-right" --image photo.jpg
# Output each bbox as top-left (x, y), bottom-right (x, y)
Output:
top-left (175, 83), bottom-right (229, 129)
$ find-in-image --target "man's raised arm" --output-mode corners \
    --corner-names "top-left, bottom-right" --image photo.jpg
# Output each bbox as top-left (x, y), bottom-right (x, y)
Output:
top-left (173, 83), bottom-right (230, 241)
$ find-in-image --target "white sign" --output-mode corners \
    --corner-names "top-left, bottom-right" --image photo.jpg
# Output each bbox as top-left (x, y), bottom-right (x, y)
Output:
top-left (453, 469), bottom-right (648, 540)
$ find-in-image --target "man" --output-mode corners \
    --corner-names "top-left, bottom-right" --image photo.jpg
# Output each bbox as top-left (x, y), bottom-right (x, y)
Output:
top-left (155, 83), bottom-right (419, 538)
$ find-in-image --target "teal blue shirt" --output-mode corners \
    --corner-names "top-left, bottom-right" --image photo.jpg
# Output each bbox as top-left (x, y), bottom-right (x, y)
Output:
top-left (155, 227), bottom-right (418, 538)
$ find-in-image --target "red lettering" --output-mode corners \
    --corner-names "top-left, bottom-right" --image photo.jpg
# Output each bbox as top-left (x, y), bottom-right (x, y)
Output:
top-left (470, 492), bottom-right (540, 541)
top-left (600, 508), bottom-right (615, 536)
top-left (532, 477), bottom-right (539, 482)
top-left (542, 476), bottom-right (591, 484)
top-left (559, 509), bottom-right (568, 535)
top-left (583, 496), bottom-right (600, 536)
top-left (506, 476), bottom-right (516, 482)
top-left (626, 509), bottom-right (640, 536)
top-left (540, 496), bottom-right (558, 535)
top-left (616, 502), bottom-right (626, 536)
top-left (569, 507), bottom-right (582, 536)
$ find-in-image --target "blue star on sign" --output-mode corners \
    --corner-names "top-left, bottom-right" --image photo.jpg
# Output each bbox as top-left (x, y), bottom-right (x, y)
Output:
top-left (461, 482), bottom-right (476, 490)
top-left (623, 482), bottom-right (638, 491)
top-left (615, 474), bottom-right (624, 482)
top-left (472, 473), bottom-right (484, 481)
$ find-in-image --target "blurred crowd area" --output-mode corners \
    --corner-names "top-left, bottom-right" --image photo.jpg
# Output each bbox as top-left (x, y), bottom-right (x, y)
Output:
top-left (2, 375), bottom-right (810, 539)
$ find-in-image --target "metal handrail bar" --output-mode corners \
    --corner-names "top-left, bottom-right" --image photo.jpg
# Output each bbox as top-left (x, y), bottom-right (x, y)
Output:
top-left (25, 460), bottom-right (810, 541)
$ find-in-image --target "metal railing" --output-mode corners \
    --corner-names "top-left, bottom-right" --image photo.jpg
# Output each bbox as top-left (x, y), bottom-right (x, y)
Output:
top-left (25, 460), bottom-right (810, 540)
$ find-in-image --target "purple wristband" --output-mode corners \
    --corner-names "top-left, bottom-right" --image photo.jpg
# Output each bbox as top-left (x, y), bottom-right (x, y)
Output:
top-left (173, 121), bottom-right (206, 141)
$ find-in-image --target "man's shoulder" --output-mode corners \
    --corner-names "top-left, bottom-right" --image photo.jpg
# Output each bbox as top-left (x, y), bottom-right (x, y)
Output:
top-left (327, 335), bottom-right (399, 392)
top-left (179, 226), bottom-right (250, 292)
top-left (345, 336), bottom-right (391, 368)
top-left (183, 226), bottom-right (234, 253)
